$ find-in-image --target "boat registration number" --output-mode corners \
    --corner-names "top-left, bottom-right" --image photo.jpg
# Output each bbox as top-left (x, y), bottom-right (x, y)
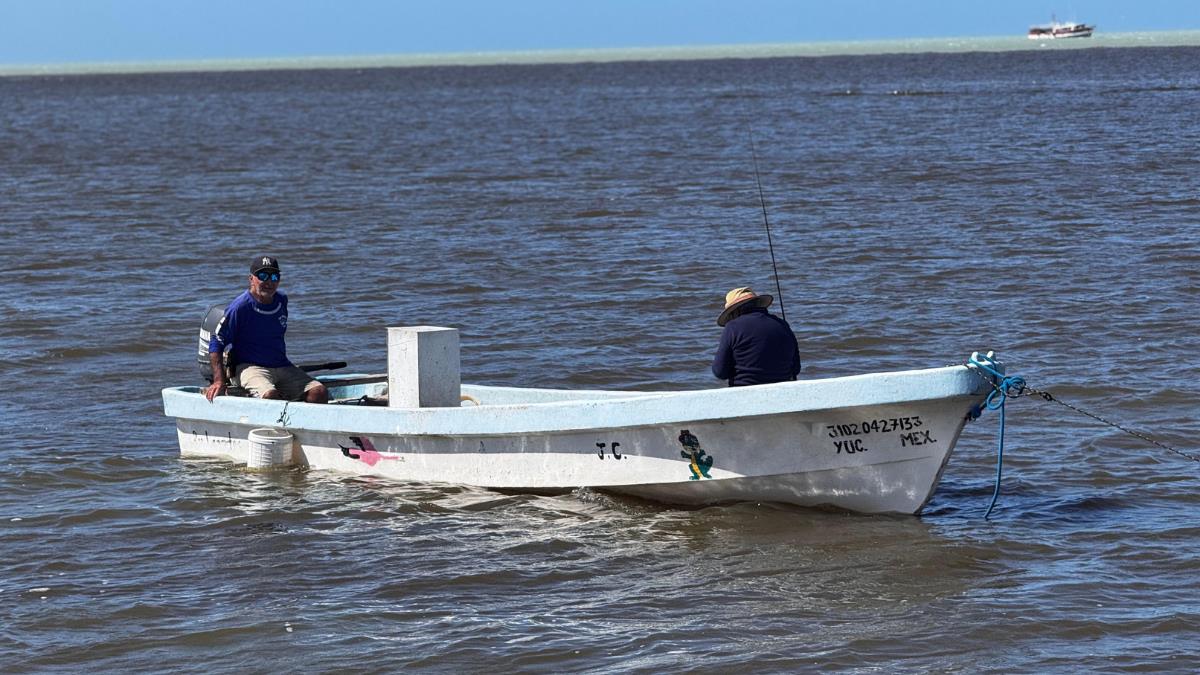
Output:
top-left (824, 415), bottom-right (937, 454)
top-left (827, 415), bottom-right (923, 439)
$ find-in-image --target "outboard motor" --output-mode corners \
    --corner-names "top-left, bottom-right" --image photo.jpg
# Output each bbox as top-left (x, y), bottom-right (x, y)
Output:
top-left (198, 304), bottom-right (226, 383)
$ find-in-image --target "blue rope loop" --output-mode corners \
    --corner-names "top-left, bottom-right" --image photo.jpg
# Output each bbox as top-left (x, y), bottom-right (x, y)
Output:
top-left (966, 352), bottom-right (1023, 520)
top-left (987, 375), bottom-right (1027, 411)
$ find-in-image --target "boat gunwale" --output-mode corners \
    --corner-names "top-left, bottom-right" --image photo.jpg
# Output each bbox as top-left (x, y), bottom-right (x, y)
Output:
top-left (163, 364), bottom-right (990, 437)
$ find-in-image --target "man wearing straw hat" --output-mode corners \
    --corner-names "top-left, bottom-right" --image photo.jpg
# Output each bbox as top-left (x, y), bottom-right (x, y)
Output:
top-left (712, 286), bottom-right (801, 387)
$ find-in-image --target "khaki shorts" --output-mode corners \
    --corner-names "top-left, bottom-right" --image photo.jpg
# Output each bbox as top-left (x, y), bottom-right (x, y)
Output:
top-left (235, 364), bottom-right (322, 400)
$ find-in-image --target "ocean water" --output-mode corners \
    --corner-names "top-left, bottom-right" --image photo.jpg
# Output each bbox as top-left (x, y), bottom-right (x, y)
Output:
top-left (1, 44), bottom-right (1199, 672)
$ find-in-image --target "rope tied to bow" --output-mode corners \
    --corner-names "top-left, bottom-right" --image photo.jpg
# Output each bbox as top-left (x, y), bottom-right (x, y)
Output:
top-left (964, 351), bottom-right (1199, 520)
top-left (966, 352), bottom-right (1018, 519)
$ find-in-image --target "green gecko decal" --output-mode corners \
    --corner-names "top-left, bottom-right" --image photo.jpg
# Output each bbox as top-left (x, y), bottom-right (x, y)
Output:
top-left (678, 429), bottom-right (714, 480)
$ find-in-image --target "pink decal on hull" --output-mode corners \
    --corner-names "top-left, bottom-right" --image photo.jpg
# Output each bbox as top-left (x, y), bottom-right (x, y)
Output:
top-left (338, 436), bottom-right (401, 466)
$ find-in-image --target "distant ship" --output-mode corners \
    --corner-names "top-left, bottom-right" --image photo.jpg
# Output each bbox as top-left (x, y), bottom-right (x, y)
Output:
top-left (1028, 16), bottom-right (1095, 39)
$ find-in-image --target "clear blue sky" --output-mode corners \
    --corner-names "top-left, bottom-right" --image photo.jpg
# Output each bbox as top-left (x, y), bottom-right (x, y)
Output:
top-left (1, 0), bottom-right (1197, 65)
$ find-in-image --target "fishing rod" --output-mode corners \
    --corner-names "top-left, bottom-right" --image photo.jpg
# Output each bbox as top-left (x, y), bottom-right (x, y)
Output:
top-left (748, 129), bottom-right (786, 323)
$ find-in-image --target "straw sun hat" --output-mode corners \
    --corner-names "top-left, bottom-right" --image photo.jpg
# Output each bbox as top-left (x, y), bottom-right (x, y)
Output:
top-left (717, 287), bottom-right (773, 327)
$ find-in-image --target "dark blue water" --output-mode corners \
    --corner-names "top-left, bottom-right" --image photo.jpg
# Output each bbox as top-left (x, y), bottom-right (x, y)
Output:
top-left (1, 46), bottom-right (1199, 672)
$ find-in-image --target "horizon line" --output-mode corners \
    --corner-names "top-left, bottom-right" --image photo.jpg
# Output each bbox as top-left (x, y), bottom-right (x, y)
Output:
top-left (3, 29), bottom-right (1199, 77)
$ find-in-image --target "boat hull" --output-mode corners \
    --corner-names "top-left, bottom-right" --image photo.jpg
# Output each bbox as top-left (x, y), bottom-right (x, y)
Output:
top-left (165, 364), bottom-right (992, 515)
top-left (1028, 23), bottom-right (1094, 39)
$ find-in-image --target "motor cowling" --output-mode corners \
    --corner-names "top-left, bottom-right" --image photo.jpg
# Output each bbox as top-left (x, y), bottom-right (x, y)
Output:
top-left (198, 304), bottom-right (226, 383)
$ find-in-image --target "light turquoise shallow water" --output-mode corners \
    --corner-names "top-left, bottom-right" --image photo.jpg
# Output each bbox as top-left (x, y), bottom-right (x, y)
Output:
top-left (3, 30), bottom-right (1200, 76)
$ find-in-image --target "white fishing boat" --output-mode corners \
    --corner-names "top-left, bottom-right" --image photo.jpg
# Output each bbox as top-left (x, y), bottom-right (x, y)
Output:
top-left (1028, 17), bottom-right (1095, 39)
top-left (162, 326), bottom-right (1004, 515)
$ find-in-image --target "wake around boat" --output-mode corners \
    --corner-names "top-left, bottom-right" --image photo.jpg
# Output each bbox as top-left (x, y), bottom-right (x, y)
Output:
top-left (1028, 17), bottom-right (1095, 39)
top-left (162, 324), bottom-right (1005, 515)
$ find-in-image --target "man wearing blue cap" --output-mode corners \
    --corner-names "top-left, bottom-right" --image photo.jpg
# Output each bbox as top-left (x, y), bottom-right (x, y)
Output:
top-left (204, 255), bottom-right (329, 404)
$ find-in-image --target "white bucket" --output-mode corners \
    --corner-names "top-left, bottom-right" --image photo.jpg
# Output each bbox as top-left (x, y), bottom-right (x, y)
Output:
top-left (246, 428), bottom-right (294, 469)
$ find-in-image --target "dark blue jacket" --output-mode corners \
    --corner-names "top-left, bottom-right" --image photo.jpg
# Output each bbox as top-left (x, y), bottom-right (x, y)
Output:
top-left (711, 308), bottom-right (801, 386)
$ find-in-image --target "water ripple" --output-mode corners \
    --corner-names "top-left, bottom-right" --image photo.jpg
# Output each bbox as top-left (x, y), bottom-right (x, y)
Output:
top-left (2, 46), bottom-right (1200, 673)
